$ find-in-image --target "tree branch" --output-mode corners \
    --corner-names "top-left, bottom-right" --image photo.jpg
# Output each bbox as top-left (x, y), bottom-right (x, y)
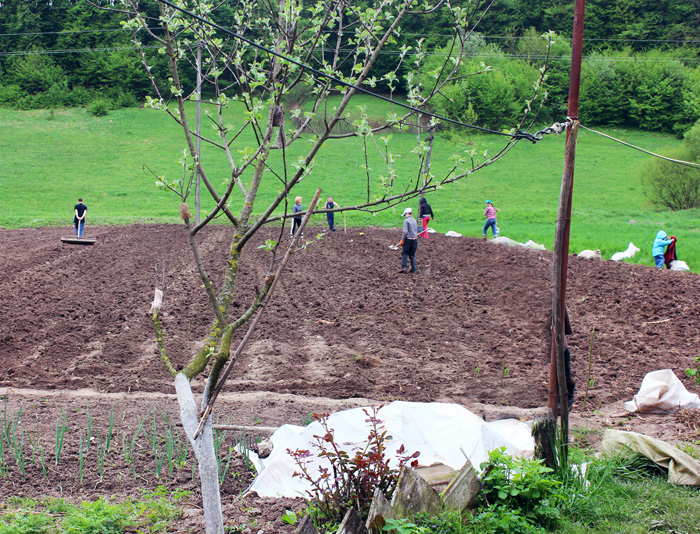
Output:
top-left (193, 188), bottom-right (323, 438)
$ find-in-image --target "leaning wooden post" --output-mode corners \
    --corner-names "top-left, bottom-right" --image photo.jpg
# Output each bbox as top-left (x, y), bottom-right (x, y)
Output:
top-left (550, 119), bottom-right (579, 457)
top-left (549, 0), bottom-right (586, 459)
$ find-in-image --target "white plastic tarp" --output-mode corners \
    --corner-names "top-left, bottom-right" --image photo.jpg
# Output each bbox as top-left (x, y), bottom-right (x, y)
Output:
top-left (624, 369), bottom-right (700, 414)
top-left (247, 401), bottom-right (535, 498)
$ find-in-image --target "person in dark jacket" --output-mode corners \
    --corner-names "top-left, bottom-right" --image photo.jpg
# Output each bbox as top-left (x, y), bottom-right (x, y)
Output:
top-left (399, 207), bottom-right (418, 273)
top-left (74, 198), bottom-right (87, 237)
top-left (291, 196), bottom-right (303, 238)
top-left (325, 196), bottom-right (339, 231)
top-left (418, 196), bottom-right (434, 239)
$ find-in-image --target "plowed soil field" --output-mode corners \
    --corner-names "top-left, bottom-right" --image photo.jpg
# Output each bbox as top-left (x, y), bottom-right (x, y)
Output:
top-left (1, 224), bottom-right (699, 532)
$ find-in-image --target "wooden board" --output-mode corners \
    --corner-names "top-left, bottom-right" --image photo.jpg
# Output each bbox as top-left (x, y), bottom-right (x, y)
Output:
top-left (61, 237), bottom-right (97, 245)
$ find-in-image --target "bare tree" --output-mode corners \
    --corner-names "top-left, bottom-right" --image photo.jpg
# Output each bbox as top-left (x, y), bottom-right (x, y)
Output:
top-left (109, 0), bottom-right (551, 531)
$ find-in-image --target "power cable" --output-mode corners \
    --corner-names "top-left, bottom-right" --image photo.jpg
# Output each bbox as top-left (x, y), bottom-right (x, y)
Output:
top-left (2, 28), bottom-right (700, 44)
top-left (0, 45), bottom-right (159, 56)
top-left (2, 46), bottom-right (698, 63)
top-left (149, 0), bottom-right (566, 143)
top-left (580, 124), bottom-right (700, 169)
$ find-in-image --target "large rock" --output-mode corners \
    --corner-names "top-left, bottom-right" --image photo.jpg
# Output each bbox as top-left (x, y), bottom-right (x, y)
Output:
top-left (390, 466), bottom-right (443, 520)
top-left (297, 515), bottom-right (319, 534)
top-left (337, 508), bottom-right (368, 534)
top-left (415, 463), bottom-right (457, 493)
top-left (442, 460), bottom-right (481, 512)
top-left (366, 488), bottom-right (393, 534)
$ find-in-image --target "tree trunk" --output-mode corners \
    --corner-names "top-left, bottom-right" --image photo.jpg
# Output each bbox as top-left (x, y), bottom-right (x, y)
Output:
top-left (174, 373), bottom-right (223, 534)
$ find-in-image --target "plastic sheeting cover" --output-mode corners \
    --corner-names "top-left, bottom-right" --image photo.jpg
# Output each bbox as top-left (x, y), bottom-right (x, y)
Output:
top-left (624, 369), bottom-right (700, 414)
top-left (602, 429), bottom-right (700, 486)
top-left (247, 401), bottom-right (535, 498)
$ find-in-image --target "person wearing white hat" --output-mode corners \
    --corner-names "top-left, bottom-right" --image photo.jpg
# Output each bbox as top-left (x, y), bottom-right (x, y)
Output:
top-left (399, 207), bottom-right (418, 273)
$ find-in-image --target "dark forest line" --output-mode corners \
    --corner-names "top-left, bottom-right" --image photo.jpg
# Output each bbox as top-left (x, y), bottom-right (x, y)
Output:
top-left (1, 0), bottom-right (699, 134)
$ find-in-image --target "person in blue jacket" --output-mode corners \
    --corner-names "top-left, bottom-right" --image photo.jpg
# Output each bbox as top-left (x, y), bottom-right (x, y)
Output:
top-left (652, 230), bottom-right (675, 269)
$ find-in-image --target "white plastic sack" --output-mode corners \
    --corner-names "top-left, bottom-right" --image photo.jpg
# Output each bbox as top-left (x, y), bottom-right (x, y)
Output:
top-left (247, 401), bottom-right (534, 498)
top-left (624, 369), bottom-right (700, 414)
top-left (670, 260), bottom-right (690, 271)
top-left (445, 231), bottom-right (462, 237)
top-left (577, 249), bottom-right (601, 260)
top-left (524, 240), bottom-right (546, 250)
top-left (490, 236), bottom-right (522, 247)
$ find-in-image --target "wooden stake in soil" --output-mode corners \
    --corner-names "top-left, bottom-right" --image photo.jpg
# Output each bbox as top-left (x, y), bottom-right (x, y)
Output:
top-left (583, 326), bottom-right (595, 409)
top-left (532, 413), bottom-right (557, 470)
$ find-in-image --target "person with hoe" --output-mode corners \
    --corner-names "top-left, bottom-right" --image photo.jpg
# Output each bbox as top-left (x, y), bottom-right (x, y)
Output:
top-left (483, 199), bottom-right (499, 239)
top-left (418, 196), bottom-right (434, 239)
top-left (291, 196), bottom-right (303, 238)
top-left (74, 198), bottom-right (87, 238)
top-left (398, 207), bottom-right (418, 273)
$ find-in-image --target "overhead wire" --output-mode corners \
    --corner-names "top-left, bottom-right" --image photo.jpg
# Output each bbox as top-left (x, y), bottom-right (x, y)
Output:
top-left (2, 46), bottom-right (698, 64)
top-left (3, 2), bottom-right (698, 165)
top-left (2, 27), bottom-right (700, 44)
top-left (146, 0), bottom-right (565, 143)
top-left (579, 125), bottom-right (700, 169)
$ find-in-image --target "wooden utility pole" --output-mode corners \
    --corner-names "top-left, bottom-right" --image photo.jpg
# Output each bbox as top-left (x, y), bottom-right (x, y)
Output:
top-left (548, 0), bottom-right (587, 453)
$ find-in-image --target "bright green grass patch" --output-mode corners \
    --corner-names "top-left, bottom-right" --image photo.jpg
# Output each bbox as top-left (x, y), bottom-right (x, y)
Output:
top-left (2, 103), bottom-right (698, 268)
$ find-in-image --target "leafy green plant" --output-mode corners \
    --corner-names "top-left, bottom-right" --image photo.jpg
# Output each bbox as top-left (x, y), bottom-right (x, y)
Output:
top-left (479, 448), bottom-right (562, 529)
top-left (301, 413), bottom-right (315, 426)
top-left (0, 493), bottom-right (188, 534)
top-left (383, 517), bottom-right (430, 533)
top-left (414, 510), bottom-right (468, 534)
top-left (87, 98), bottom-right (110, 117)
top-left (257, 239), bottom-right (278, 252)
top-left (468, 507), bottom-right (545, 534)
top-left (281, 509), bottom-right (298, 525)
top-left (685, 353), bottom-right (700, 385)
top-left (0, 509), bottom-right (53, 534)
top-left (289, 407), bottom-right (419, 526)
top-left (62, 498), bottom-right (132, 534)
top-left (129, 486), bottom-right (189, 532)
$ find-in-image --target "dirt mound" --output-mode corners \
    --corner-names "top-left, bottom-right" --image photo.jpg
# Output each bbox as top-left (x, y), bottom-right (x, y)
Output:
top-left (2, 224), bottom-right (698, 408)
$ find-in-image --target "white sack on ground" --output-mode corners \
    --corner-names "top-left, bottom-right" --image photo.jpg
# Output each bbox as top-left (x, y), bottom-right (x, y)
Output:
top-left (624, 369), bottom-right (700, 414)
top-left (247, 401), bottom-right (535, 498)
top-left (524, 240), bottom-right (546, 250)
top-left (601, 429), bottom-right (700, 486)
top-left (445, 231), bottom-right (462, 237)
top-left (670, 260), bottom-right (690, 271)
top-left (490, 236), bottom-right (522, 247)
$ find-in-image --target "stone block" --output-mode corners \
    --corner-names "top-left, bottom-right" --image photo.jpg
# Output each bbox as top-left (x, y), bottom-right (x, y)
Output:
top-left (337, 508), bottom-right (368, 534)
top-left (415, 463), bottom-right (457, 493)
top-left (390, 466), bottom-right (443, 520)
top-left (297, 515), bottom-right (319, 534)
top-left (366, 488), bottom-right (393, 534)
top-left (442, 459), bottom-right (481, 512)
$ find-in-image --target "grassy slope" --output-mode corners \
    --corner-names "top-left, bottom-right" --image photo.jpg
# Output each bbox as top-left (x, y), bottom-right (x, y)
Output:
top-left (2, 101), bottom-right (698, 267)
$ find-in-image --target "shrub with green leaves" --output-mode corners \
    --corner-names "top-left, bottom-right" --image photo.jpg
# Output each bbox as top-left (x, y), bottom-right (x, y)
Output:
top-left (61, 499), bottom-right (132, 534)
top-left (289, 407), bottom-right (419, 527)
top-left (640, 119), bottom-right (700, 210)
top-left (87, 98), bottom-right (111, 117)
top-left (478, 447), bottom-right (562, 529)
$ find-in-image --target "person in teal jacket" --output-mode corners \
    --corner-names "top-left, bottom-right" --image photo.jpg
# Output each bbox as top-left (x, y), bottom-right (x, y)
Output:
top-left (652, 230), bottom-right (674, 269)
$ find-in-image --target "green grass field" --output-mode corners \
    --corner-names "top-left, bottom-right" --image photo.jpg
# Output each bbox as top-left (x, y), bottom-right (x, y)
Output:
top-left (2, 100), bottom-right (698, 269)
